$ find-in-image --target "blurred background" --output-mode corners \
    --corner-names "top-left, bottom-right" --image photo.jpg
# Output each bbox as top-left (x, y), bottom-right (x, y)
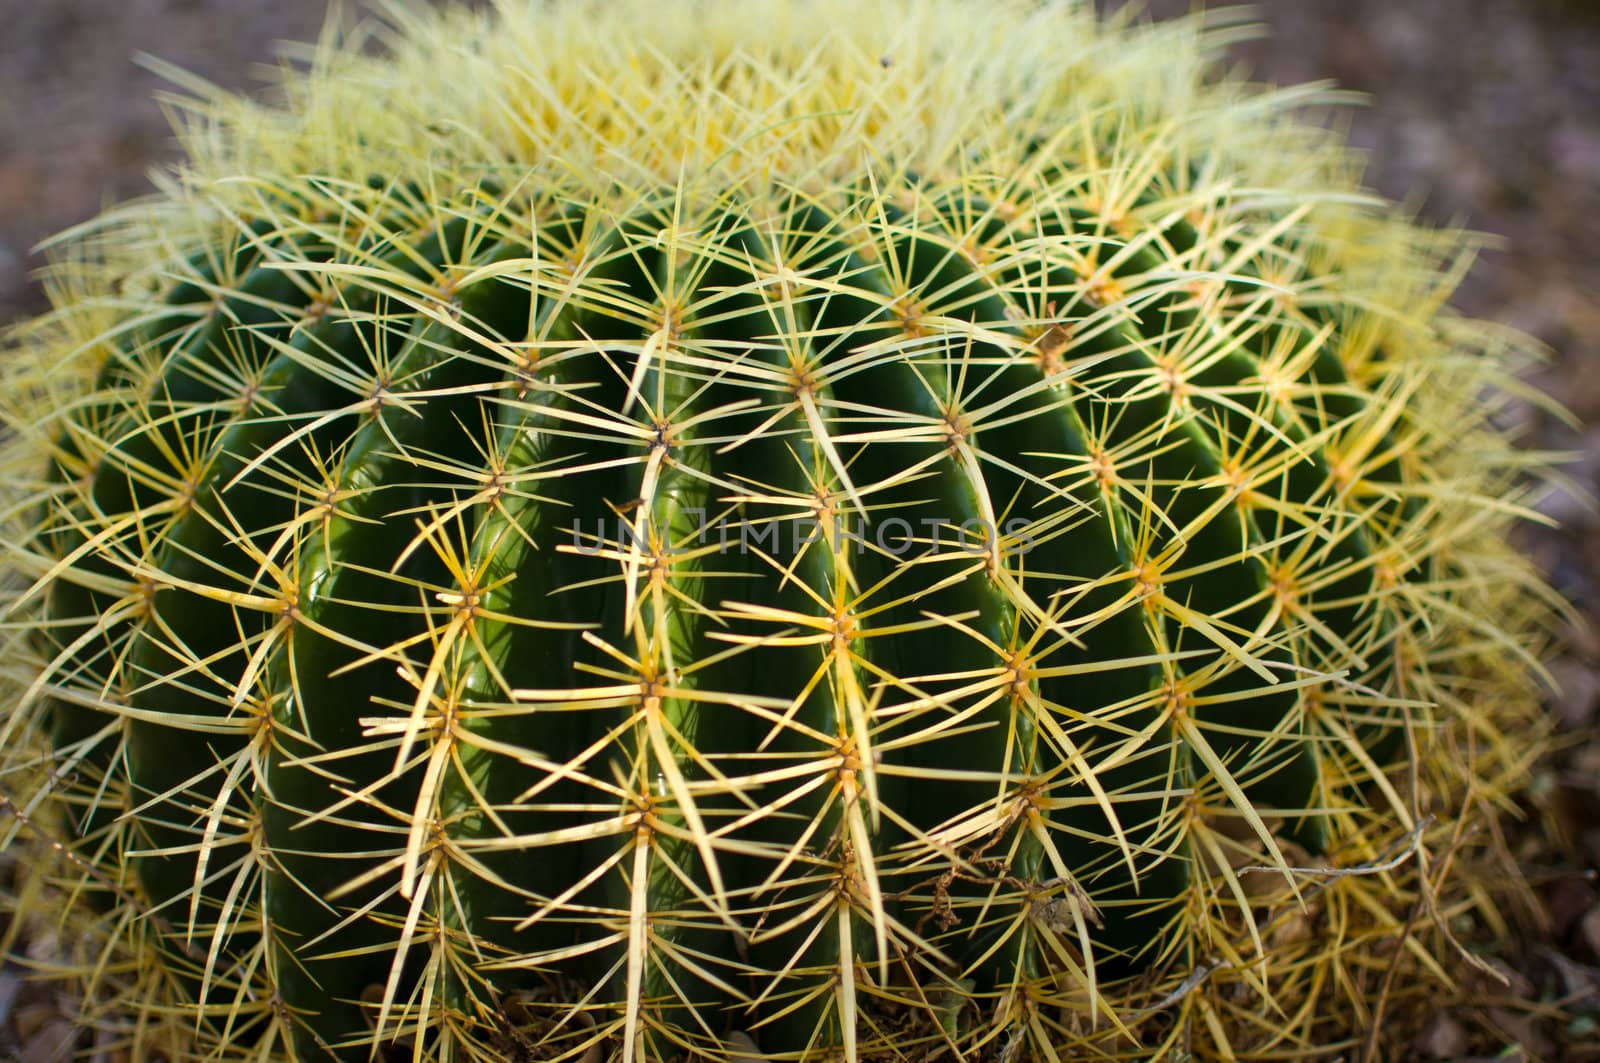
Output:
top-left (1, 0), bottom-right (1597, 1056)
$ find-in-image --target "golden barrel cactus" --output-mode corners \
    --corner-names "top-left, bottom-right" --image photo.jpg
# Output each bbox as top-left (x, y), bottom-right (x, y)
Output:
top-left (0, 1), bottom-right (1560, 1059)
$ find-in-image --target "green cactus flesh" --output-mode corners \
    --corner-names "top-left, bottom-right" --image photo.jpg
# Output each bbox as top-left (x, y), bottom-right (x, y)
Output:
top-left (0, 2), bottom-right (1556, 1061)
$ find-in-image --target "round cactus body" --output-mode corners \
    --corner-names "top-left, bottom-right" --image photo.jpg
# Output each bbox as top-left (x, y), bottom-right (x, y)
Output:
top-left (0, 1), bottom-right (1558, 1060)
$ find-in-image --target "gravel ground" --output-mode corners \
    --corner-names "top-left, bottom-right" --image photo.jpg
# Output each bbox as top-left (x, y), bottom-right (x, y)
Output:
top-left (2, 0), bottom-right (1598, 1058)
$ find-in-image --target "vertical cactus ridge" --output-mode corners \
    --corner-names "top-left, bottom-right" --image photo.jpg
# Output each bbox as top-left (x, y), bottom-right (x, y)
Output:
top-left (0, 2), bottom-right (1564, 1061)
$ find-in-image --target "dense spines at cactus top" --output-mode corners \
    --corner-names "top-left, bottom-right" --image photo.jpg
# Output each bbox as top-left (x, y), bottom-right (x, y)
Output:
top-left (0, 1), bottom-right (1562, 1060)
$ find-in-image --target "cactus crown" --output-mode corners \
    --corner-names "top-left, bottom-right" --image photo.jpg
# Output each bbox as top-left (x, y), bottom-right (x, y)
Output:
top-left (0, 1), bottom-right (1559, 1061)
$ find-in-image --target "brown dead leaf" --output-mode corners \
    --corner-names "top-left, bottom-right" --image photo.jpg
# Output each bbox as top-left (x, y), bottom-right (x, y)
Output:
top-left (1412, 1011), bottom-right (1468, 1059)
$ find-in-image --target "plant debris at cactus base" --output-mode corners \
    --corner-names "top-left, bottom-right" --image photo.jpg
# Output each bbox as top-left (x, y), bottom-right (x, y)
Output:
top-left (0, 0), bottom-right (1568, 1059)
